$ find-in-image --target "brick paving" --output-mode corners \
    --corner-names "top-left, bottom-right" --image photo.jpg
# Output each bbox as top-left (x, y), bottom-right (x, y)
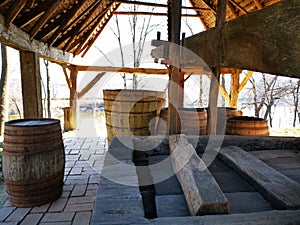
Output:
top-left (0, 136), bottom-right (107, 225)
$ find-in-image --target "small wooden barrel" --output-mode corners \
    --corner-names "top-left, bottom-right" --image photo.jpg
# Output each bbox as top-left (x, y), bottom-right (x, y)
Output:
top-left (3, 119), bottom-right (65, 207)
top-left (103, 89), bottom-right (165, 145)
top-left (156, 108), bottom-right (207, 135)
top-left (226, 116), bottom-right (269, 136)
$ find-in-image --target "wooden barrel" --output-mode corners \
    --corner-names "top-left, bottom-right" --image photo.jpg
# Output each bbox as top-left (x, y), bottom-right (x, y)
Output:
top-left (206, 107), bottom-right (241, 134)
top-left (3, 119), bottom-right (65, 207)
top-left (226, 116), bottom-right (269, 136)
top-left (103, 89), bottom-right (165, 145)
top-left (156, 108), bottom-right (207, 135)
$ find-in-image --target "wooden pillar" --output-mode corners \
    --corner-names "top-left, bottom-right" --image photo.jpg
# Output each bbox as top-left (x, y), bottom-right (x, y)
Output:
top-left (69, 66), bottom-right (78, 130)
top-left (20, 51), bottom-right (43, 118)
top-left (207, 0), bottom-right (228, 135)
top-left (230, 71), bottom-right (239, 108)
top-left (167, 0), bottom-right (182, 135)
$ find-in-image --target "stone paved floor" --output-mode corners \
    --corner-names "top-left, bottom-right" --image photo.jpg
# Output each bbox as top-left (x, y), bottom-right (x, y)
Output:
top-left (0, 136), bottom-right (107, 225)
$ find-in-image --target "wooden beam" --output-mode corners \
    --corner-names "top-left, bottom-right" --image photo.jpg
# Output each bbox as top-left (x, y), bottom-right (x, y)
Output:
top-left (29, 0), bottom-right (61, 40)
top-left (20, 51), bottom-right (43, 118)
top-left (207, 0), bottom-right (228, 135)
top-left (253, 0), bottom-right (263, 9)
top-left (228, 0), bottom-right (248, 14)
top-left (181, 0), bottom-right (300, 78)
top-left (47, 1), bottom-right (87, 46)
top-left (168, 0), bottom-right (182, 135)
top-left (61, 64), bottom-right (72, 90)
top-left (74, 65), bottom-right (169, 74)
top-left (238, 71), bottom-right (253, 93)
top-left (227, 2), bottom-right (238, 18)
top-left (5, 0), bottom-right (27, 27)
top-left (78, 72), bottom-right (106, 99)
top-left (69, 66), bottom-right (78, 130)
top-left (113, 11), bottom-right (201, 17)
top-left (117, 0), bottom-right (210, 11)
top-left (230, 71), bottom-right (239, 108)
top-left (0, 14), bottom-right (71, 63)
top-left (169, 135), bottom-right (229, 215)
top-left (201, 0), bottom-right (217, 15)
top-left (219, 146), bottom-right (300, 210)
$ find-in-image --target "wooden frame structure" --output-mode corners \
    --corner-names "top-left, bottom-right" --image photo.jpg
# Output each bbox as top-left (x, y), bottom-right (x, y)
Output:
top-left (0, 0), bottom-right (298, 133)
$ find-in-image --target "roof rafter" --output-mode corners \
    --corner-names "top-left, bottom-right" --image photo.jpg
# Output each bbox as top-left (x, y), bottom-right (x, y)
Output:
top-left (252, 0), bottom-right (263, 9)
top-left (47, 0), bottom-right (87, 46)
top-left (5, 0), bottom-right (27, 27)
top-left (229, 0), bottom-right (248, 14)
top-left (54, 0), bottom-right (105, 48)
top-left (29, 0), bottom-right (61, 40)
top-left (14, 0), bottom-right (59, 28)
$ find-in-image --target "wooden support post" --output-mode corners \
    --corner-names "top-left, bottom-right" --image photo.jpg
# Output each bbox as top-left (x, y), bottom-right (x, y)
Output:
top-left (20, 51), bottom-right (43, 118)
top-left (207, 0), bottom-right (228, 135)
top-left (230, 71), bottom-right (239, 108)
top-left (167, 0), bottom-right (182, 135)
top-left (69, 66), bottom-right (78, 130)
top-left (169, 134), bottom-right (229, 215)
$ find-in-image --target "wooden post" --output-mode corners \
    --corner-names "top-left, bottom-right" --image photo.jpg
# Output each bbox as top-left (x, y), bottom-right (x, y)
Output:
top-left (230, 71), bottom-right (239, 108)
top-left (167, 0), bottom-right (182, 135)
top-left (20, 51), bottom-right (43, 118)
top-left (69, 66), bottom-right (78, 130)
top-left (207, 0), bottom-right (228, 135)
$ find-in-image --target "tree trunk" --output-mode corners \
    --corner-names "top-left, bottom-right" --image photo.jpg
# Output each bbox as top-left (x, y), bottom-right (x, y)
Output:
top-left (0, 44), bottom-right (8, 135)
top-left (293, 80), bottom-right (300, 127)
top-left (44, 60), bottom-right (51, 118)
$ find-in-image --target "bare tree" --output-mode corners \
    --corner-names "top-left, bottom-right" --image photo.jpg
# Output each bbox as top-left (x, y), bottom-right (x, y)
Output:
top-left (97, 3), bottom-right (161, 89)
top-left (44, 59), bottom-right (51, 118)
top-left (290, 79), bottom-right (300, 127)
top-left (0, 44), bottom-right (8, 135)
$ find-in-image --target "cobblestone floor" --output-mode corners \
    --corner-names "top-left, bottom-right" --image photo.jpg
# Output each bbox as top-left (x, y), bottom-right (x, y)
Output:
top-left (0, 136), bottom-right (107, 225)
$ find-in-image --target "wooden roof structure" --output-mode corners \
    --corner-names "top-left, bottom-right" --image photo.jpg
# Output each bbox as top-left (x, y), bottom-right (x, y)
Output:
top-left (0, 0), bottom-right (281, 58)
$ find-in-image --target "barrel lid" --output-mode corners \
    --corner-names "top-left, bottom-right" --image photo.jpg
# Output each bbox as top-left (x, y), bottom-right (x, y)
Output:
top-left (5, 118), bottom-right (60, 127)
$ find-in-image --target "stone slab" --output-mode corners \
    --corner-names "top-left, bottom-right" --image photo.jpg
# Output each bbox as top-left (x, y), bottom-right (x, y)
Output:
top-left (153, 210), bottom-right (300, 225)
top-left (212, 172), bottom-right (255, 193)
top-left (225, 192), bottom-right (273, 213)
top-left (156, 194), bottom-right (189, 217)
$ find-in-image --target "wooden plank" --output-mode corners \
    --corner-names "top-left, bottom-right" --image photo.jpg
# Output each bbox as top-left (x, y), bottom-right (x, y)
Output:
top-left (20, 51), bottom-right (43, 118)
top-left (152, 0), bottom-right (300, 78)
top-left (218, 146), bottom-right (300, 210)
top-left (0, 14), bottom-right (70, 64)
top-left (169, 134), bottom-right (229, 215)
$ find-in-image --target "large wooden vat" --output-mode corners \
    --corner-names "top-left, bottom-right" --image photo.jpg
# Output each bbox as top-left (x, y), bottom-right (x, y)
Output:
top-left (103, 89), bottom-right (165, 145)
top-left (156, 108), bottom-right (207, 135)
top-left (226, 116), bottom-right (269, 136)
top-left (208, 107), bottom-right (242, 134)
top-left (3, 119), bottom-right (65, 207)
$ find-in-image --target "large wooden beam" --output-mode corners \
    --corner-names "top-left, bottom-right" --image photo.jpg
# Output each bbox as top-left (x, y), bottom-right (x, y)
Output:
top-left (169, 135), bottom-right (229, 215)
top-left (69, 66), bottom-right (78, 130)
top-left (0, 14), bottom-right (71, 64)
top-left (168, 0), bottom-right (182, 135)
top-left (152, 1), bottom-right (300, 78)
top-left (20, 51), bottom-right (43, 118)
top-left (219, 146), bottom-right (300, 210)
top-left (78, 72), bottom-right (106, 100)
top-left (207, 0), bottom-right (228, 135)
top-left (230, 71), bottom-right (239, 108)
